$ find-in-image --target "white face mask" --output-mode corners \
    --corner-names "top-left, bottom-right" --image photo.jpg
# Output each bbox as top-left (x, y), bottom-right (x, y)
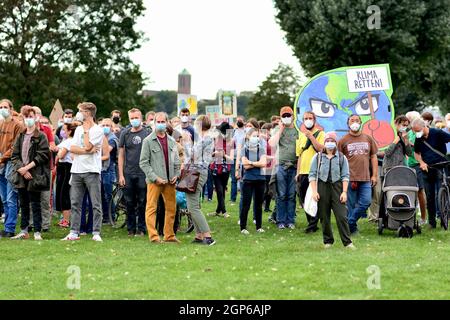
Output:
top-left (350, 123), bottom-right (361, 132)
top-left (249, 136), bottom-right (259, 146)
top-left (398, 126), bottom-right (407, 133)
top-left (75, 112), bottom-right (84, 122)
top-left (0, 108), bottom-right (10, 118)
top-left (324, 141), bottom-right (336, 150)
top-left (446, 121), bottom-right (450, 129)
top-left (304, 119), bottom-right (314, 129)
top-left (181, 116), bottom-right (189, 123)
top-left (64, 117), bottom-right (73, 124)
top-left (281, 117), bottom-right (292, 125)
top-left (415, 130), bottom-right (424, 138)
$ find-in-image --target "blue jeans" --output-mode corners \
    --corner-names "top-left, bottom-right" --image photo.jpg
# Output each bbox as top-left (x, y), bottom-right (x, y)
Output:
top-left (101, 169), bottom-right (114, 222)
top-left (230, 161), bottom-right (238, 202)
top-left (275, 165), bottom-right (297, 226)
top-left (347, 181), bottom-right (372, 233)
top-left (0, 161), bottom-right (18, 233)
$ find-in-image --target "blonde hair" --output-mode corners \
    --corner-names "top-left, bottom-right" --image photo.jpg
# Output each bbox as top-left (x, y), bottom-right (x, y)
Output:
top-left (77, 102), bottom-right (97, 117)
top-left (0, 99), bottom-right (13, 109)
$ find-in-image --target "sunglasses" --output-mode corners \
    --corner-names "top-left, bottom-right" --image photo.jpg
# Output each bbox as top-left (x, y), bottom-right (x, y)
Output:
top-left (281, 114), bottom-right (292, 118)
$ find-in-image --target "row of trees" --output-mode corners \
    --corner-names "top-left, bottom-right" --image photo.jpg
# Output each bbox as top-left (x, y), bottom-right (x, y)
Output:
top-left (0, 0), bottom-right (153, 117)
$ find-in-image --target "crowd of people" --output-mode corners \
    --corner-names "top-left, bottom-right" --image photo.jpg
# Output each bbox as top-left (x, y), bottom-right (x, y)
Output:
top-left (0, 98), bottom-right (449, 248)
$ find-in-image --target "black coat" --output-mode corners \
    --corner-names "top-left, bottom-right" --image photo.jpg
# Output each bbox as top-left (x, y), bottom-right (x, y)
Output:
top-left (11, 128), bottom-right (50, 192)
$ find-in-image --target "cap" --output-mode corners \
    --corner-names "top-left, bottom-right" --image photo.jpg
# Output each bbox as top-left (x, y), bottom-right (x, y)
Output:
top-left (324, 131), bottom-right (337, 142)
top-left (280, 106), bottom-right (293, 116)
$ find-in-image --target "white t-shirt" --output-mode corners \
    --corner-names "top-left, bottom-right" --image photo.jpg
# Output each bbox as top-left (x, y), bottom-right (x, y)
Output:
top-left (57, 138), bottom-right (73, 164)
top-left (70, 125), bottom-right (104, 174)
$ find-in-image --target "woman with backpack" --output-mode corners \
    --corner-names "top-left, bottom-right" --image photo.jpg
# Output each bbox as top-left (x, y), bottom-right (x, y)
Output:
top-left (236, 128), bottom-right (267, 234)
top-left (308, 132), bottom-right (355, 249)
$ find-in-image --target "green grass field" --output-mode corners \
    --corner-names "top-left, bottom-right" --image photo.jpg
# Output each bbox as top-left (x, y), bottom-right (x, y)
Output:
top-left (0, 194), bottom-right (449, 300)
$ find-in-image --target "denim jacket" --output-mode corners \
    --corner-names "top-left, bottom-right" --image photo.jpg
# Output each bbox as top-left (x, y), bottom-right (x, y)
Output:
top-left (308, 152), bottom-right (350, 183)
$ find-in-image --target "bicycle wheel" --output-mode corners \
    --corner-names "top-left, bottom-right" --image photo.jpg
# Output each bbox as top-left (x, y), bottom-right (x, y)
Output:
top-left (110, 186), bottom-right (127, 228)
top-left (438, 187), bottom-right (449, 230)
top-left (177, 209), bottom-right (194, 233)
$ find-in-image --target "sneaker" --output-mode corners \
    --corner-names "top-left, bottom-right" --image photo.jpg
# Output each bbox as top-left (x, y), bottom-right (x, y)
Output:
top-left (346, 243), bottom-right (356, 250)
top-left (92, 234), bottom-right (103, 242)
top-left (223, 213), bottom-right (230, 218)
top-left (241, 229), bottom-right (250, 235)
top-left (0, 230), bottom-right (15, 238)
top-left (192, 237), bottom-right (203, 244)
top-left (128, 231), bottom-right (135, 237)
top-left (256, 228), bottom-right (265, 233)
top-left (202, 237), bottom-right (216, 246)
top-left (253, 219), bottom-right (256, 224)
top-left (268, 217), bottom-right (277, 224)
top-left (419, 219), bottom-right (427, 226)
top-left (237, 219), bottom-right (240, 225)
top-left (305, 227), bottom-right (319, 234)
top-left (34, 232), bottom-right (43, 241)
top-left (11, 232), bottom-right (30, 240)
top-left (207, 212), bottom-right (220, 217)
top-left (287, 224), bottom-right (295, 230)
top-left (277, 224), bottom-right (286, 230)
top-left (61, 233), bottom-right (80, 241)
top-left (324, 243), bottom-right (332, 249)
top-left (135, 231), bottom-right (145, 237)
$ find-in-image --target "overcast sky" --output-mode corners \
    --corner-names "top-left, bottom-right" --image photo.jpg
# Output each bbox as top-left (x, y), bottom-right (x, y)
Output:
top-left (130, 0), bottom-right (303, 99)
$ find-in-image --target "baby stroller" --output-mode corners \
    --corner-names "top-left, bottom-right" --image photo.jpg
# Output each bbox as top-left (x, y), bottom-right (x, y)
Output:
top-left (378, 166), bottom-right (421, 237)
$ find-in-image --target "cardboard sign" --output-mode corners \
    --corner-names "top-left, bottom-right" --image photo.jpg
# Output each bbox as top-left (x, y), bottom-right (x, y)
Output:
top-left (294, 64), bottom-right (395, 150)
top-left (205, 105), bottom-right (228, 126)
top-left (49, 99), bottom-right (64, 129)
top-left (218, 90), bottom-right (237, 118)
top-left (177, 94), bottom-right (198, 115)
top-left (346, 66), bottom-right (390, 92)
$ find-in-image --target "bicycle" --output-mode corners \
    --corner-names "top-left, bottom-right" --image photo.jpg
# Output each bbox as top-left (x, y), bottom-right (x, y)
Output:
top-left (109, 184), bottom-right (127, 229)
top-left (429, 160), bottom-right (450, 230)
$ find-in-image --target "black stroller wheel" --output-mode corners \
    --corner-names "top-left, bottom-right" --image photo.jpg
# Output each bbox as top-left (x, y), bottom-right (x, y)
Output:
top-left (377, 218), bottom-right (383, 235)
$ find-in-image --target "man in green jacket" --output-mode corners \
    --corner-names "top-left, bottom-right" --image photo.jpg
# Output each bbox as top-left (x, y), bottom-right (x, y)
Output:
top-left (140, 112), bottom-right (181, 243)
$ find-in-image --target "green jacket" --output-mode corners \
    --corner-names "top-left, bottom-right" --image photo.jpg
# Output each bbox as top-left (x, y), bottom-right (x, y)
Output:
top-left (139, 132), bottom-right (181, 184)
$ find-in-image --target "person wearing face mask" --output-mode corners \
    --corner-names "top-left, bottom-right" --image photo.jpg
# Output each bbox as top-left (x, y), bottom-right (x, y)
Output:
top-left (406, 111), bottom-right (428, 226)
top-left (140, 112), bottom-right (181, 244)
top-left (238, 128), bottom-right (267, 235)
top-left (110, 109), bottom-right (123, 138)
top-left (268, 106), bottom-right (299, 230)
top-left (10, 106), bottom-right (50, 241)
top-left (100, 118), bottom-right (119, 224)
top-left (117, 108), bottom-right (150, 236)
top-left (208, 122), bottom-right (234, 218)
top-left (231, 116), bottom-right (246, 203)
top-left (338, 114), bottom-right (378, 235)
top-left (295, 111), bottom-right (325, 233)
top-left (54, 123), bottom-right (78, 228)
top-left (55, 109), bottom-right (74, 140)
top-left (309, 132), bottom-right (354, 249)
top-left (179, 108), bottom-right (195, 142)
top-left (62, 102), bottom-right (105, 242)
top-left (378, 115), bottom-right (413, 221)
top-left (0, 99), bottom-right (24, 238)
top-left (412, 118), bottom-right (450, 229)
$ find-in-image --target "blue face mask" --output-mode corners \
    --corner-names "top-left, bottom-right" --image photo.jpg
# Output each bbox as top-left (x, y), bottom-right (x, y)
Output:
top-left (25, 118), bottom-right (35, 128)
top-left (156, 123), bottom-right (166, 132)
top-left (0, 108), bottom-right (10, 118)
top-left (103, 127), bottom-right (111, 135)
top-left (130, 119), bottom-right (141, 128)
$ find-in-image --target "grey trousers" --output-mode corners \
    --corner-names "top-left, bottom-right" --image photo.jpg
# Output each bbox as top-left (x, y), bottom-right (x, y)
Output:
top-left (29, 190), bottom-right (51, 229)
top-left (70, 173), bottom-right (103, 235)
top-left (186, 171), bottom-right (210, 234)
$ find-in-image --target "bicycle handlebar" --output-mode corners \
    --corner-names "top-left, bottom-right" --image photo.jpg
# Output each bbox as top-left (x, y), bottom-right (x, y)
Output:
top-left (429, 160), bottom-right (450, 169)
